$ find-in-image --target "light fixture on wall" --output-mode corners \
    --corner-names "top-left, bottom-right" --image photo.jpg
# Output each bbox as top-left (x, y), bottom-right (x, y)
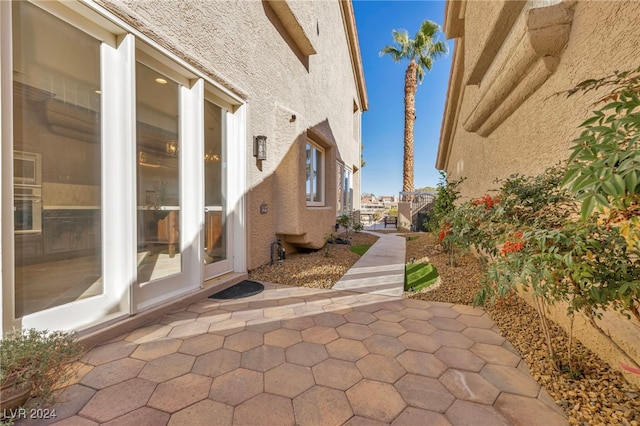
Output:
top-left (254, 135), bottom-right (267, 161)
top-left (166, 141), bottom-right (178, 156)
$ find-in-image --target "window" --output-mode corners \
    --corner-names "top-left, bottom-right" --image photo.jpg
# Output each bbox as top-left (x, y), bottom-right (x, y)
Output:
top-left (305, 141), bottom-right (324, 206)
top-left (337, 163), bottom-right (352, 215)
top-left (12, 1), bottom-right (103, 317)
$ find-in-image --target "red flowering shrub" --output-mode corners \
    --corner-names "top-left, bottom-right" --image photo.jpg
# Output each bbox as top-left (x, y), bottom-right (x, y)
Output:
top-left (438, 223), bottom-right (451, 243)
top-left (500, 240), bottom-right (525, 254)
top-left (471, 195), bottom-right (500, 210)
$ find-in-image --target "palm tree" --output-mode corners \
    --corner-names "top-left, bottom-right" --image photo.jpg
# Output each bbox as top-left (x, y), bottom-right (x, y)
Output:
top-left (380, 20), bottom-right (447, 196)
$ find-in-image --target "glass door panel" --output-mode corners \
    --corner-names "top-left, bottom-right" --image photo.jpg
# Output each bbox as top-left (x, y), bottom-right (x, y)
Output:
top-left (136, 63), bottom-right (181, 283)
top-left (12, 1), bottom-right (103, 318)
top-left (204, 99), bottom-right (230, 278)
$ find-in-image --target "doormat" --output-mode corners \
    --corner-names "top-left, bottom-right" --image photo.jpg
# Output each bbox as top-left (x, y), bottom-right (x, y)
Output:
top-left (209, 280), bottom-right (265, 299)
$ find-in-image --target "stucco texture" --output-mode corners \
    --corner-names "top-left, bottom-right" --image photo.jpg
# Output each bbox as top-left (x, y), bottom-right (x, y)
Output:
top-left (438, 0), bottom-right (640, 386)
top-left (99, 0), bottom-right (364, 269)
top-left (439, 0), bottom-right (640, 202)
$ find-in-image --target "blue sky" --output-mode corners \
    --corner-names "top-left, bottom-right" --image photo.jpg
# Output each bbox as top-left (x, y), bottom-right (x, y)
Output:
top-left (352, 0), bottom-right (453, 197)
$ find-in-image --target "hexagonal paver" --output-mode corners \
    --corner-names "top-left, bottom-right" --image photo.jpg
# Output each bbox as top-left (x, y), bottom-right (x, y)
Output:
top-left (125, 324), bottom-right (172, 344)
top-left (429, 317), bottom-right (467, 332)
top-left (457, 313), bottom-right (495, 329)
top-left (281, 316), bottom-right (316, 331)
top-left (138, 353), bottom-right (196, 382)
top-left (344, 416), bottom-right (389, 426)
top-left (347, 379), bottom-right (407, 423)
top-left (398, 332), bottom-right (441, 353)
top-left (345, 310), bottom-right (377, 325)
top-left (470, 343), bottom-right (521, 367)
top-left (209, 368), bottom-right (263, 406)
top-left (301, 325), bottom-right (339, 344)
top-left (286, 342), bottom-right (329, 367)
top-left (440, 369), bottom-right (500, 405)
top-left (130, 338), bottom-right (182, 361)
top-left (395, 374), bottom-right (455, 413)
top-left (313, 312), bottom-right (347, 328)
top-left (364, 334), bottom-right (406, 357)
top-left (104, 406), bottom-right (171, 426)
top-left (356, 354), bottom-right (406, 383)
top-left (168, 399), bottom-right (233, 426)
top-left (207, 319), bottom-right (246, 336)
top-left (312, 358), bottom-right (362, 390)
top-left (246, 318), bottom-right (283, 333)
top-left (240, 345), bottom-right (285, 372)
top-left (326, 338), bottom-right (369, 362)
top-left (373, 310), bottom-right (405, 322)
top-left (160, 310), bottom-right (199, 326)
top-left (167, 320), bottom-right (210, 339)
top-left (147, 373), bottom-right (212, 413)
top-left (80, 358), bottom-right (145, 389)
top-left (462, 328), bottom-right (506, 345)
top-left (397, 351), bottom-right (447, 378)
top-left (82, 340), bottom-right (138, 366)
top-left (392, 407), bottom-right (451, 426)
top-left (435, 347), bottom-right (486, 372)
top-left (399, 307), bottom-right (433, 321)
top-left (265, 363), bottom-right (315, 398)
top-left (192, 348), bottom-right (241, 377)
top-left (264, 328), bottom-right (302, 347)
top-left (233, 393), bottom-right (295, 426)
top-left (178, 333), bottom-right (225, 356)
top-left (336, 323), bottom-right (374, 340)
top-left (494, 393), bottom-right (567, 425)
top-left (223, 330), bottom-right (263, 352)
top-left (445, 400), bottom-right (510, 426)
top-left (294, 386), bottom-right (354, 426)
top-left (378, 300), bottom-right (406, 311)
top-left (79, 378), bottom-right (156, 423)
top-left (368, 320), bottom-right (407, 337)
top-left (427, 304), bottom-right (459, 318)
top-left (480, 364), bottom-right (541, 397)
top-left (194, 309), bottom-right (231, 324)
top-left (400, 318), bottom-right (437, 335)
top-left (431, 330), bottom-right (474, 349)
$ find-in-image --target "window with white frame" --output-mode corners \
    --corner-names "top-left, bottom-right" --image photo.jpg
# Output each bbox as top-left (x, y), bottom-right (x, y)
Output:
top-left (305, 141), bottom-right (324, 206)
top-left (336, 162), bottom-right (352, 216)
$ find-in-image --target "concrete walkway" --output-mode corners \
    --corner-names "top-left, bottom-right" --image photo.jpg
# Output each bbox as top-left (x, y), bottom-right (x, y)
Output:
top-left (15, 235), bottom-right (569, 425)
top-left (333, 231), bottom-right (406, 297)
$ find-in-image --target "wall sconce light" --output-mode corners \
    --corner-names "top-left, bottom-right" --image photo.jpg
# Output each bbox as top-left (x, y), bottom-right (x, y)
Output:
top-left (254, 135), bottom-right (267, 161)
top-left (166, 141), bottom-right (178, 156)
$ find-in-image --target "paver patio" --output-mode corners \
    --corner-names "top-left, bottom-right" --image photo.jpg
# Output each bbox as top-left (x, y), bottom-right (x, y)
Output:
top-left (16, 281), bottom-right (568, 425)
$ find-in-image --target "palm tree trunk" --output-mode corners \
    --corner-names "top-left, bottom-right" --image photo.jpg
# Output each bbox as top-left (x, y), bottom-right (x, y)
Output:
top-left (403, 60), bottom-right (418, 199)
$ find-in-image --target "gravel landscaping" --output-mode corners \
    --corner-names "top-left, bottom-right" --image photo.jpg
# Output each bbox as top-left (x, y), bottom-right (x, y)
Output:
top-left (249, 231), bottom-right (640, 425)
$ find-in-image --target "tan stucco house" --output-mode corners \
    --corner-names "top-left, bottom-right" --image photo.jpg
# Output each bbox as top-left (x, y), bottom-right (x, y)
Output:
top-left (1, 0), bottom-right (367, 336)
top-left (437, 0), bottom-right (640, 200)
top-left (436, 0), bottom-right (640, 385)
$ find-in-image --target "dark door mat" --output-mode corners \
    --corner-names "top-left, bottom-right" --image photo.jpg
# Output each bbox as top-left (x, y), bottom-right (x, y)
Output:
top-left (209, 280), bottom-right (265, 299)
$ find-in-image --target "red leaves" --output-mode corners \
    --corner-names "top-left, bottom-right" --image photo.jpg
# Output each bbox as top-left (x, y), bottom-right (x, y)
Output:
top-left (438, 223), bottom-right (451, 243)
top-left (501, 240), bottom-right (525, 254)
top-left (472, 195), bottom-right (500, 210)
top-left (501, 230), bottom-right (525, 255)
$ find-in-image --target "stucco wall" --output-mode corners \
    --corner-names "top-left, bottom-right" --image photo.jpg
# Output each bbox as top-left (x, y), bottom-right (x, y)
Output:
top-left (440, 0), bottom-right (640, 202)
top-left (438, 0), bottom-right (640, 386)
top-left (98, 0), bottom-right (364, 269)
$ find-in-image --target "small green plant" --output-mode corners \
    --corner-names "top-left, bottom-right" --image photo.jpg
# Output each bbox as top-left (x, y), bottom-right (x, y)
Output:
top-left (353, 222), bottom-right (364, 233)
top-left (337, 213), bottom-right (352, 237)
top-left (1, 328), bottom-right (84, 414)
top-left (323, 230), bottom-right (334, 258)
